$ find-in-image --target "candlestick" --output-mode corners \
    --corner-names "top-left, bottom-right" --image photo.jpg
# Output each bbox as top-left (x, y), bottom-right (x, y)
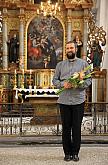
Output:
top-left (30, 69), bottom-right (32, 75)
top-left (37, 9), bottom-right (39, 14)
top-left (30, 69), bottom-right (32, 86)
top-left (21, 69), bottom-right (24, 89)
top-left (34, 72), bottom-right (37, 88)
top-left (15, 89), bottom-right (18, 99)
top-left (29, 85), bottom-right (32, 94)
top-left (14, 69), bottom-right (17, 89)
top-left (34, 85), bottom-right (36, 94)
top-left (22, 69), bottom-right (24, 76)
top-left (51, 70), bottom-right (54, 88)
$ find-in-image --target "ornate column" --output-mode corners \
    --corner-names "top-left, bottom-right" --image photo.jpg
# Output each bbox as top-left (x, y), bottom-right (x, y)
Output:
top-left (99, 0), bottom-right (106, 28)
top-left (83, 9), bottom-right (88, 59)
top-left (19, 9), bottom-right (25, 70)
top-left (67, 9), bottom-right (72, 42)
top-left (2, 8), bottom-right (8, 70)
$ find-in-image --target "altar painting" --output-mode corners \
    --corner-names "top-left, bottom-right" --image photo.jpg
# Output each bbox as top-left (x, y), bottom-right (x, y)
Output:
top-left (27, 15), bottom-right (63, 69)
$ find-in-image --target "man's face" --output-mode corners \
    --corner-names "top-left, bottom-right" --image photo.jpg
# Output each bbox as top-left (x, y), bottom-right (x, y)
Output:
top-left (66, 43), bottom-right (76, 59)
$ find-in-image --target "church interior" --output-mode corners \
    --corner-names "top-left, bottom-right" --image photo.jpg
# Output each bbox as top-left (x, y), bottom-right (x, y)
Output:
top-left (0, 0), bottom-right (108, 136)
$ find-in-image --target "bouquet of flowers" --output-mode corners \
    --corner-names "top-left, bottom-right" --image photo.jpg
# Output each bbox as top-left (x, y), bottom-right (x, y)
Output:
top-left (56, 65), bottom-right (94, 95)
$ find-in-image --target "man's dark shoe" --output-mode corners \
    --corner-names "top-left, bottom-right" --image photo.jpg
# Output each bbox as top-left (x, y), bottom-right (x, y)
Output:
top-left (72, 154), bottom-right (79, 161)
top-left (64, 155), bottom-right (71, 161)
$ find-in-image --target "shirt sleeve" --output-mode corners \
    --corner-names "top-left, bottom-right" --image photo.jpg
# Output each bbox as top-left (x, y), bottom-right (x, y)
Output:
top-left (52, 63), bottom-right (64, 88)
top-left (79, 77), bottom-right (92, 89)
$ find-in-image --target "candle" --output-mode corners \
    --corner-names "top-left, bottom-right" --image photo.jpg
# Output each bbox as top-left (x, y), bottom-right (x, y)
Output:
top-left (15, 89), bottom-right (18, 99)
top-left (55, 2), bottom-right (58, 7)
top-left (34, 85), bottom-right (36, 89)
top-left (15, 69), bottom-right (16, 74)
top-left (37, 9), bottom-right (39, 14)
top-left (48, 0), bottom-right (51, 5)
top-left (41, 2), bottom-right (43, 6)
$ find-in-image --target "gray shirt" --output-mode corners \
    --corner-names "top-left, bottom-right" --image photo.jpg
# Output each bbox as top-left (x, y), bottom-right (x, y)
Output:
top-left (52, 58), bottom-right (92, 105)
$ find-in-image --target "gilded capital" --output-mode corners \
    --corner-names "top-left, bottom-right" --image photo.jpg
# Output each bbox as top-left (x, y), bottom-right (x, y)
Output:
top-left (67, 16), bottom-right (72, 23)
top-left (18, 14), bottom-right (25, 23)
top-left (83, 16), bottom-right (89, 23)
top-left (2, 15), bottom-right (8, 23)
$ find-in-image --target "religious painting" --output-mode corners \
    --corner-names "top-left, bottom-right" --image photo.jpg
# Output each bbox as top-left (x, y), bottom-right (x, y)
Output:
top-left (27, 15), bottom-right (63, 69)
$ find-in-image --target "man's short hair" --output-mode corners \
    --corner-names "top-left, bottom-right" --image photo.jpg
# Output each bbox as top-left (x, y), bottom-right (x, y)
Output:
top-left (66, 41), bottom-right (74, 44)
top-left (66, 41), bottom-right (77, 49)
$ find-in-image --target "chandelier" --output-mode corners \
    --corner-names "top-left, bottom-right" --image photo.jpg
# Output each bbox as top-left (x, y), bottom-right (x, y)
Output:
top-left (37, 0), bottom-right (61, 16)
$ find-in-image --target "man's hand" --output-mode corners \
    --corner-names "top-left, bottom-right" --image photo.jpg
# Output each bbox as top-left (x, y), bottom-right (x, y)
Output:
top-left (63, 81), bottom-right (73, 89)
top-left (79, 71), bottom-right (85, 80)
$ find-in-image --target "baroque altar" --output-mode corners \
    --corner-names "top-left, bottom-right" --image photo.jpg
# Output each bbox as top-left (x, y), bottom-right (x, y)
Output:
top-left (0, 1), bottom-right (107, 136)
top-left (0, 0), bottom-right (106, 106)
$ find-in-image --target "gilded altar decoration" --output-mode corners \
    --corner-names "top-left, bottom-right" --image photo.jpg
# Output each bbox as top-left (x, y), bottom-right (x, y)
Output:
top-left (87, 11), bottom-right (106, 69)
top-left (37, 0), bottom-right (61, 16)
top-left (13, 69), bottom-right (17, 89)
top-left (64, 0), bottom-right (93, 8)
top-left (64, 0), bottom-right (92, 4)
top-left (88, 11), bottom-right (106, 48)
top-left (0, 12), bottom-right (2, 32)
top-left (0, 12), bottom-right (2, 69)
top-left (65, 0), bottom-right (85, 4)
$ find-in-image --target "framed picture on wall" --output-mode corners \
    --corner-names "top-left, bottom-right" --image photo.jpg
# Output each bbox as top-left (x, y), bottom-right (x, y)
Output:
top-left (27, 15), bottom-right (64, 69)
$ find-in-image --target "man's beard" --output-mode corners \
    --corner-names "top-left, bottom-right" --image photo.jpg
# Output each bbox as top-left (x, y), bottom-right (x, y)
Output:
top-left (66, 51), bottom-right (76, 59)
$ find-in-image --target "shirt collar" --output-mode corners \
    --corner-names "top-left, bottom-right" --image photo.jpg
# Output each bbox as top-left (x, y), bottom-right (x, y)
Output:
top-left (68, 57), bottom-right (77, 62)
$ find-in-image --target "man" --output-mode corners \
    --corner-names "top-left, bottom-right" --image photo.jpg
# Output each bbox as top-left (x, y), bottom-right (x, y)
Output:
top-left (52, 41), bottom-right (91, 162)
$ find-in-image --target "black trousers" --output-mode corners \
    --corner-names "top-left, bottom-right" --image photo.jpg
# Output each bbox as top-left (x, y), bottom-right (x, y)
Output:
top-left (59, 102), bottom-right (84, 155)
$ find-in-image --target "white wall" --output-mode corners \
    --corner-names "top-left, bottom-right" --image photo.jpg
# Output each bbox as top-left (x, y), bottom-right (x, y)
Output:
top-left (96, 0), bottom-right (108, 101)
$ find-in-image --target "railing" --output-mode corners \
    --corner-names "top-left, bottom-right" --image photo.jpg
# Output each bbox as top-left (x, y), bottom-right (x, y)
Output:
top-left (0, 102), bottom-right (108, 136)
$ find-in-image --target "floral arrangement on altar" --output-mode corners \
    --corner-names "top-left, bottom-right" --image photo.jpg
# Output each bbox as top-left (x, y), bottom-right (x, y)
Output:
top-left (56, 65), bottom-right (94, 95)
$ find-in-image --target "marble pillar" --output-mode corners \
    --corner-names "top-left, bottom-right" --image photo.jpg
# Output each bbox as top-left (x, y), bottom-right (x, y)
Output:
top-left (2, 8), bottom-right (8, 70)
top-left (67, 9), bottom-right (72, 42)
top-left (92, 79), bottom-right (98, 102)
top-left (19, 12), bottom-right (24, 70)
top-left (98, 0), bottom-right (106, 29)
top-left (83, 9), bottom-right (88, 59)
